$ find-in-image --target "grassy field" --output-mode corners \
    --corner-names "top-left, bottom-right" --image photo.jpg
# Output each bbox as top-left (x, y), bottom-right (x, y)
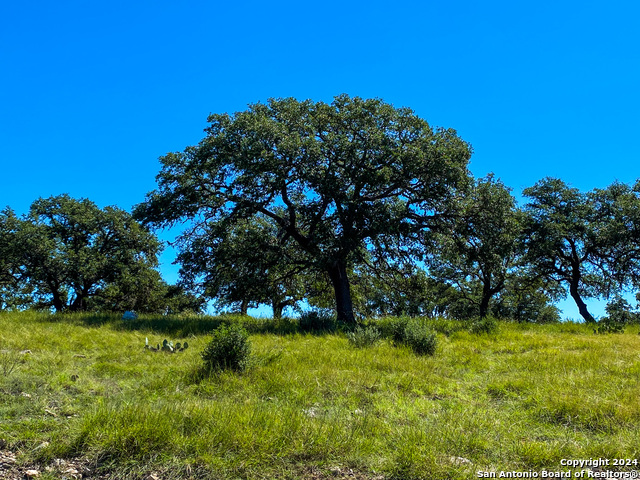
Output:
top-left (1, 312), bottom-right (639, 479)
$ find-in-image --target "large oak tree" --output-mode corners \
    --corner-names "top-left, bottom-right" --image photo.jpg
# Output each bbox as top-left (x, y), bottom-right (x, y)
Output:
top-left (136, 95), bottom-right (471, 323)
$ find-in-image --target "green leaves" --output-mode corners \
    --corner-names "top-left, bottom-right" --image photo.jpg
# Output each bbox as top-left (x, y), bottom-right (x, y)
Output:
top-left (136, 95), bottom-right (472, 322)
top-left (4, 195), bottom-right (162, 313)
top-left (178, 215), bottom-right (306, 316)
top-left (0, 208), bottom-right (32, 310)
top-left (523, 178), bottom-right (640, 323)
top-left (429, 175), bottom-right (524, 318)
top-left (201, 323), bottom-right (251, 372)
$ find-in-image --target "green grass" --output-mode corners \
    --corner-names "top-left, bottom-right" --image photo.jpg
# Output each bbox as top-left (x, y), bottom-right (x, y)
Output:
top-left (1, 311), bottom-right (640, 479)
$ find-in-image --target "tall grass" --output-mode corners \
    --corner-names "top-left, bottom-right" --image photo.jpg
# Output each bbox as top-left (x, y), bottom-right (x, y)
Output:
top-left (1, 311), bottom-right (639, 479)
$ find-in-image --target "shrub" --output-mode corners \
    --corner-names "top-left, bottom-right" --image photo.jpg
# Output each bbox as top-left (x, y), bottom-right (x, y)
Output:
top-left (595, 317), bottom-right (625, 334)
top-left (298, 310), bottom-right (336, 332)
top-left (403, 319), bottom-right (437, 356)
top-left (347, 325), bottom-right (381, 348)
top-left (375, 316), bottom-right (438, 355)
top-left (386, 316), bottom-right (410, 344)
top-left (469, 315), bottom-right (498, 335)
top-left (201, 323), bottom-right (251, 372)
top-left (596, 296), bottom-right (637, 334)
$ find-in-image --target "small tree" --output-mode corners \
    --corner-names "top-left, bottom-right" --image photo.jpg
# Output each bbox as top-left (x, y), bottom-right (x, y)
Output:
top-left (604, 296), bottom-right (637, 325)
top-left (523, 178), bottom-right (640, 323)
top-left (89, 271), bottom-right (206, 314)
top-left (353, 264), bottom-right (437, 318)
top-left (429, 175), bottom-right (524, 318)
top-left (492, 277), bottom-right (560, 323)
top-left (177, 215), bottom-right (305, 317)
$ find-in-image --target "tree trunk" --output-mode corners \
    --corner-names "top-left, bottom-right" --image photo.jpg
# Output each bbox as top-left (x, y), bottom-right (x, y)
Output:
top-left (239, 300), bottom-right (249, 316)
top-left (479, 290), bottom-right (491, 318)
top-left (569, 279), bottom-right (596, 324)
top-left (51, 290), bottom-right (65, 313)
top-left (479, 274), bottom-right (504, 318)
top-left (70, 293), bottom-right (87, 312)
top-left (272, 298), bottom-right (296, 319)
top-left (327, 261), bottom-right (356, 324)
top-left (272, 302), bottom-right (284, 320)
top-left (479, 275), bottom-right (492, 318)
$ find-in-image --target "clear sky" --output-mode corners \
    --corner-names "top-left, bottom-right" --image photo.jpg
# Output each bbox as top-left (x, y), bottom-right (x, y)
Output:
top-left (2, 0), bottom-right (639, 318)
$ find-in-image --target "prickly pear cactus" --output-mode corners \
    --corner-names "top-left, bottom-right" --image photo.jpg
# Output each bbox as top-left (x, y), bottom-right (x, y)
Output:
top-left (145, 338), bottom-right (188, 353)
top-left (161, 339), bottom-right (174, 352)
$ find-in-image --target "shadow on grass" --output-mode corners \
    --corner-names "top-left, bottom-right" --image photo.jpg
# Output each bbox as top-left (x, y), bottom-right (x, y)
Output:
top-left (34, 311), bottom-right (380, 338)
top-left (26, 311), bottom-right (509, 340)
top-left (41, 312), bottom-right (315, 337)
top-left (119, 315), bottom-right (351, 337)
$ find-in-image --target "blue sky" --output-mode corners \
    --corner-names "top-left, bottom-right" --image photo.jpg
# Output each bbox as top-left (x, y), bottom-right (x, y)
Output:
top-left (2, 0), bottom-right (639, 318)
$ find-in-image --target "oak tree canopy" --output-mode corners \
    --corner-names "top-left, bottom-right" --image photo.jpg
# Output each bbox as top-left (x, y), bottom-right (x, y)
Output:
top-left (135, 95), bottom-right (472, 323)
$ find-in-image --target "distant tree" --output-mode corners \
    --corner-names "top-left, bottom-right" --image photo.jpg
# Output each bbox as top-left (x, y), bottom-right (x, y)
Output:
top-left (428, 175), bottom-right (524, 318)
top-left (602, 295), bottom-right (638, 327)
top-left (15, 195), bottom-right (162, 313)
top-left (588, 180), bottom-right (640, 288)
top-left (345, 259), bottom-right (442, 318)
top-left (491, 277), bottom-right (560, 323)
top-left (0, 208), bottom-right (32, 310)
top-left (177, 215), bottom-right (306, 318)
top-left (522, 178), bottom-right (640, 323)
top-left (87, 263), bottom-right (168, 313)
top-left (90, 270), bottom-right (206, 315)
top-left (161, 283), bottom-right (208, 315)
top-left (135, 95), bottom-right (471, 323)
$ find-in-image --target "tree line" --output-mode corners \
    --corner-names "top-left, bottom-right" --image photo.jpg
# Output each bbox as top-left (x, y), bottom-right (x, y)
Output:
top-left (2, 95), bottom-right (640, 324)
top-left (0, 195), bottom-right (203, 314)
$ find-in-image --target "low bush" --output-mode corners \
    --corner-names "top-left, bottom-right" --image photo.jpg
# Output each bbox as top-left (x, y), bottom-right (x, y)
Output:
top-left (346, 325), bottom-right (381, 348)
top-left (403, 319), bottom-right (437, 356)
top-left (201, 323), bottom-right (251, 372)
top-left (595, 317), bottom-right (625, 334)
top-left (384, 316), bottom-right (410, 344)
top-left (373, 316), bottom-right (438, 355)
